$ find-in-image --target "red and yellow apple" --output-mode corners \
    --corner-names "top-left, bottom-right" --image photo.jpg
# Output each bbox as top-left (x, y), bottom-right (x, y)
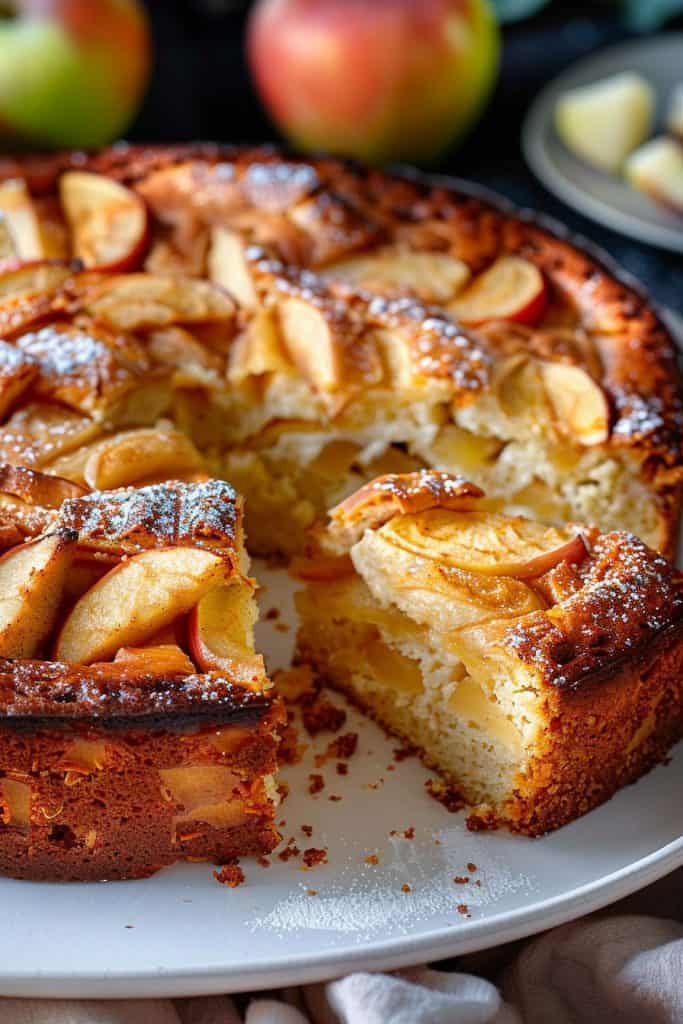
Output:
top-left (0, 0), bottom-right (150, 149)
top-left (247, 0), bottom-right (499, 163)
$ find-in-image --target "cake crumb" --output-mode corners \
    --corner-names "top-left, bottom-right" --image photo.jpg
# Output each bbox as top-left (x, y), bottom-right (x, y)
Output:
top-left (302, 696), bottom-right (347, 736)
top-left (403, 827), bottom-right (415, 839)
top-left (457, 903), bottom-right (470, 916)
top-left (213, 863), bottom-right (245, 888)
top-left (274, 665), bottom-right (317, 704)
top-left (307, 889), bottom-right (317, 896)
top-left (277, 781), bottom-right (290, 803)
top-left (425, 778), bottom-right (466, 813)
top-left (275, 622), bottom-right (290, 633)
top-left (257, 857), bottom-right (271, 868)
top-left (329, 794), bottom-right (342, 802)
top-left (467, 862), bottom-right (477, 873)
top-left (336, 762), bottom-right (348, 775)
top-left (302, 848), bottom-right (328, 868)
top-left (454, 876), bottom-right (469, 885)
top-left (265, 607), bottom-right (279, 620)
top-left (277, 838), bottom-right (301, 862)
top-left (308, 773), bottom-right (325, 795)
top-left (278, 718), bottom-right (304, 765)
top-left (301, 824), bottom-right (313, 837)
top-left (365, 854), bottom-right (379, 865)
top-left (401, 883), bottom-right (412, 893)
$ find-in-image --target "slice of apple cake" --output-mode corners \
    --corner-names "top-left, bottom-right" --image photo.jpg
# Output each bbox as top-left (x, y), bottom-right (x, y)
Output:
top-left (0, 473), bottom-right (284, 880)
top-left (294, 471), bottom-right (683, 835)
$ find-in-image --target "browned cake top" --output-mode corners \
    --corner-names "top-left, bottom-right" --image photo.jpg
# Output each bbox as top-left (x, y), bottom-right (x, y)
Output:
top-left (59, 478), bottom-right (242, 557)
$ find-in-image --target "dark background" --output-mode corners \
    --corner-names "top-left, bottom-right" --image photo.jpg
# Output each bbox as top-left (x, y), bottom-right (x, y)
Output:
top-left (132, 1), bottom-right (682, 312)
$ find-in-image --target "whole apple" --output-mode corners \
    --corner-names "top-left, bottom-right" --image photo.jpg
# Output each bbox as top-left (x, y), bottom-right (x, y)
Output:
top-left (247, 0), bottom-right (499, 164)
top-left (0, 0), bottom-right (151, 149)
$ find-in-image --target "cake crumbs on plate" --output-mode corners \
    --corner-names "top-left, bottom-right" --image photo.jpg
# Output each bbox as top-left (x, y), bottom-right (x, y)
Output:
top-left (301, 824), bottom-right (313, 837)
top-left (265, 607), bottom-right (279, 620)
top-left (307, 889), bottom-right (318, 896)
top-left (278, 838), bottom-right (301, 862)
top-left (328, 794), bottom-right (342, 802)
top-left (302, 695), bottom-right (347, 736)
top-left (457, 904), bottom-right (470, 917)
top-left (275, 622), bottom-right (290, 633)
top-left (273, 665), bottom-right (317, 704)
top-left (365, 854), bottom-right (379, 865)
top-left (277, 781), bottom-right (290, 803)
top-left (467, 809), bottom-right (499, 832)
top-left (467, 862), bottom-right (478, 873)
top-left (425, 778), bottom-right (466, 813)
top-left (278, 718), bottom-right (305, 765)
top-left (336, 762), bottom-right (348, 775)
top-left (302, 848), bottom-right (328, 868)
top-left (308, 773), bottom-right (325, 795)
top-left (401, 883), bottom-right (412, 893)
top-left (257, 856), bottom-right (271, 868)
top-left (454, 876), bottom-right (469, 885)
top-left (213, 862), bottom-right (245, 888)
top-left (393, 744), bottom-right (416, 762)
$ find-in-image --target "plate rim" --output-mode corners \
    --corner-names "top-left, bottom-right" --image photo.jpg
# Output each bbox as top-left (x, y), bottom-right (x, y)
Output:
top-left (521, 32), bottom-right (683, 253)
top-left (2, 828), bottom-right (683, 997)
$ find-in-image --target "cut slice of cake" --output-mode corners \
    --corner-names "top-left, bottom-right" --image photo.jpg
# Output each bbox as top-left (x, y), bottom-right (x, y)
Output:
top-left (294, 471), bottom-right (683, 835)
top-left (0, 474), bottom-right (284, 880)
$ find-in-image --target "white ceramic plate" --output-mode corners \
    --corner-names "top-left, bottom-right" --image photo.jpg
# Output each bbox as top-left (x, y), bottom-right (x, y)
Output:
top-left (1, 543), bottom-right (683, 998)
top-left (522, 34), bottom-right (683, 251)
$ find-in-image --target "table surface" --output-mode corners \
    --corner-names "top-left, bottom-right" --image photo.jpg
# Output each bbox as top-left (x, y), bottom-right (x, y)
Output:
top-left (134, 1), bottom-right (682, 313)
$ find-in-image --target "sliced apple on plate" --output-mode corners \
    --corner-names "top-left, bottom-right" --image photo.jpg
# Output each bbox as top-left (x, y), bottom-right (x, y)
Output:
top-left (554, 72), bottom-right (654, 173)
top-left (448, 257), bottom-right (547, 326)
top-left (0, 180), bottom-right (45, 261)
top-left (380, 508), bottom-right (589, 578)
top-left (55, 546), bottom-right (234, 665)
top-left (625, 137), bottom-right (683, 215)
top-left (0, 532), bottom-right (75, 658)
top-left (59, 171), bottom-right (150, 271)
top-left (188, 583), bottom-right (265, 684)
top-left (325, 249), bottom-right (471, 304)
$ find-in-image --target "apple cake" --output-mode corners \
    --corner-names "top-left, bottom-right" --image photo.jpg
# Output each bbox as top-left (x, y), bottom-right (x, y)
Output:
top-left (0, 143), bottom-right (679, 558)
top-left (294, 470), bottom-right (683, 835)
top-left (0, 470), bottom-right (283, 880)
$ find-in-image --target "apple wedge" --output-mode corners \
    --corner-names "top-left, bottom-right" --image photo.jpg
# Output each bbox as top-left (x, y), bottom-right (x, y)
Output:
top-left (55, 546), bottom-right (234, 665)
top-left (325, 249), bottom-right (471, 304)
top-left (448, 257), bottom-right (547, 326)
top-left (112, 644), bottom-right (196, 676)
top-left (0, 259), bottom-right (73, 299)
top-left (555, 72), bottom-right (654, 173)
top-left (0, 532), bottom-right (75, 658)
top-left (59, 171), bottom-right (150, 271)
top-left (540, 362), bottom-right (610, 446)
top-left (625, 137), bottom-right (683, 215)
top-left (380, 508), bottom-right (589, 578)
top-left (82, 427), bottom-right (205, 490)
top-left (0, 180), bottom-right (45, 261)
top-left (0, 215), bottom-right (17, 264)
top-left (209, 227), bottom-right (259, 311)
top-left (0, 464), bottom-right (85, 509)
top-left (78, 273), bottom-right (236, 331)
top-left (188, 583), bottom-right (265, 684)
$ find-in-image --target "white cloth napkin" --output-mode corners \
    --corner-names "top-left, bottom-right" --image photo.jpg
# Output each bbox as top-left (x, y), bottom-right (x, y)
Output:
top-left (3, 868), bottom-right (683, 1024)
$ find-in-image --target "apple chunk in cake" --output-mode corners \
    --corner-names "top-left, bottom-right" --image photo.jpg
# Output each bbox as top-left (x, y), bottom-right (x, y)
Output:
top-left (294, 471), bottom-right (683, 835)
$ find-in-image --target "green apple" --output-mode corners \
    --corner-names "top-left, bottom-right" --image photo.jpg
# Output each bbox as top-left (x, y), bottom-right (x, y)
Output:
top-left (247, 0), bottom-right (499, 164)
top-left (0, 0), bottom-right (151, 149)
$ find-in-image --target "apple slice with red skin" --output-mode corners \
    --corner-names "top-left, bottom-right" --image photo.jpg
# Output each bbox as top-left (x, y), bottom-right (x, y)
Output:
top-left (0, 531), bottom-right (75, 658)
top-left (449, 256), bottom-right (547, 327)
top-left (55, 546), bottom-right (233, 665)
top-left (59, 171), bottom-right (150, 271)
top-left (188, 584), bottom-right (265, 686)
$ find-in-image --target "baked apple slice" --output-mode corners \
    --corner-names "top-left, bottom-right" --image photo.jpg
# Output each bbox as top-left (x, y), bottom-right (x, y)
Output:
top-left (0, 532), bottom-right (74, 658)
top-left (112, 643), bottom-right (196, 675)
top-left (59, 171), bottom-right (150, 271)
top-left (540, 362), bottom-right (610, 446)
top-left (325, 248), bottom-right (471, 304)
top-left (188, 583), bottom-right (265, 684)
top-left (82, 426), bottom-right (205, 490)
top-left (0, 180), bottom-right (45, 261)
top-left (380, 509), bottom-right (588, 578)
top-left (55, 546), bottom-right (233, 664)
top-left (208, 227), bottom-right (259, 311)
top-left (448, 257), bottom-right (547, 326)
top-left (78, 272), bottom-right (236, 331)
